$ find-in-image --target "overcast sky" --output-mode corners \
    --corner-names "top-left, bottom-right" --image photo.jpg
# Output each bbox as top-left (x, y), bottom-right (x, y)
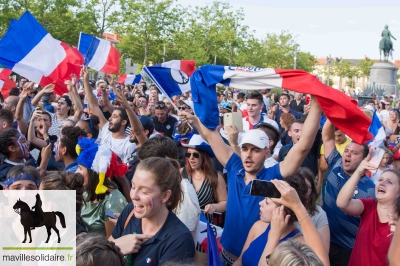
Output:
top-left (177, 0), bottom-right (400, 60)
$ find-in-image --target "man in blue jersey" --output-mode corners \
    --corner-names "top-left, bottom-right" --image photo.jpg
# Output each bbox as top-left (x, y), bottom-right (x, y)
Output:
top-left (180, 96), bottom-right (321, 266)
top-left (322, 120), bottom-right (375, 266)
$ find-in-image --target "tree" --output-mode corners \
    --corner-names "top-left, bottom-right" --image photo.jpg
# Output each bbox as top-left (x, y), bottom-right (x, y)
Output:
top-left (262, 30), bottom-right (315, 72)
top-left (331, 59), bottom-right (352, 90)
top-left (357, 59), bottom-right (374, 88)
top-left (116, 0), bottom-right (182, 66)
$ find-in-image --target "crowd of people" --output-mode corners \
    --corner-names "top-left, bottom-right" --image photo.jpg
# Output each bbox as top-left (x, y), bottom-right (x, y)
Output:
top-left (1, 69), bottom-right (399, 266)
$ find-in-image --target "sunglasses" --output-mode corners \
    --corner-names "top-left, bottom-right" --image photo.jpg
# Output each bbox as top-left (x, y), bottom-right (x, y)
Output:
top-left (155, 103), bottom-right (165, 109)
top-left (178, 106), bottom-right (187, 110)
top-left (185, 152), bottom-right (200, 159)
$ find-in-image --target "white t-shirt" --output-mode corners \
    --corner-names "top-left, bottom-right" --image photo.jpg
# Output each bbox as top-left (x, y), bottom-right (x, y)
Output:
top-left (97, 122), bottom-right (136, 163)
top-left (48, 113), bottom-right (74, 137)
top-left (175, 179), bottom-right (201, 245)
top-left (380, 110), bottom-right (390, 122)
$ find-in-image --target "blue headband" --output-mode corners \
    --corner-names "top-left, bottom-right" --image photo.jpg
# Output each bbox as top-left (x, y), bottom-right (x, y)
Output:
top-left (5, 173), bottom-right (40, 188)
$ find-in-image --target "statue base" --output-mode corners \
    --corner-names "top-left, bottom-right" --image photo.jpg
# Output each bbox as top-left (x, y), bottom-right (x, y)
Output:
top-left (365, 62), bottom-right (399, 97)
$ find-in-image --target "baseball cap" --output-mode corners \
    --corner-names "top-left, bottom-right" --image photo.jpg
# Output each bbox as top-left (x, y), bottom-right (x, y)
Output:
top-left (96, 80), bottom-right (106, 88)
top-left (59, 96), bottom-right (72, 107)
top-left (139, 115), bottom-right (155, 133)
top-left (261, 89), bottom-right (271, 94)
top-left (238, 130), bottom-right (269, 149)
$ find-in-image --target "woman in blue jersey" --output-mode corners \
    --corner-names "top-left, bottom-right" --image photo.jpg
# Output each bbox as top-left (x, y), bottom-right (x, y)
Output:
top-left (233, 173), bottom-right (313, 266)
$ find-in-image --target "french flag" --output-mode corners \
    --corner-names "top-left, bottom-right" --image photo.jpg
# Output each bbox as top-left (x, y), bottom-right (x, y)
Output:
top-left (367, 111), bottom-right (386, 148)
top-left (117, 74), bottom-right (141, 85)
top-left (78, 32), bottom-right (120, 74)
top-left (190, 65), bottom-right (373, 144)
top-left (143, 60), bottom-right (195, 97)
top-left (0, 68), bottom-right (17, 98)
top-left (0, 12), bottom-right (83, 95)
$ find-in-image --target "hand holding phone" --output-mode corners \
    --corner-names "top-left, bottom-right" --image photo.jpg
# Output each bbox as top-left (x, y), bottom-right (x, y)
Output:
top-left (105, 209), bottom-right (117, 219)
top-left (250, 179), bottom-right (281, 198)
top-left (368, 147), bottom-right (385, 174)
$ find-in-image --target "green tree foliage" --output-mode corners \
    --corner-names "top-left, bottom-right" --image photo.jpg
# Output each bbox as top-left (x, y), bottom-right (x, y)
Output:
top-left (116, 0), bottom-right (182, 66)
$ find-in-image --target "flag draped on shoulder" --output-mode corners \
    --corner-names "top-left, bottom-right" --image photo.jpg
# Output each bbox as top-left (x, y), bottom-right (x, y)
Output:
top-left (0, 11), bottom-right (83, 95)
top-left (117, 74), bottom-right (141, 85)
top-left (78, 32), bottom-right (120, 74)
top-left (367, 111), bottom-right (385, 148)
top-left (143, 60), bottom-right (196, 98)
top-left (0, 68), bottom-right (16, 98)
top-left (190, 65), bottom-right (373, 144)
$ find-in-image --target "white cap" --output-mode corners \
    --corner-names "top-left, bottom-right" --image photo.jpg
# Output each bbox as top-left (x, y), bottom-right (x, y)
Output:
top-left (364, 105), bottom-right (374, 112)
top-left (178, 99), bottom-right (194, 110)
top-left (96, 80), bottom-right (106, 88)
top-left (238, 130), bottom-right (269, 149)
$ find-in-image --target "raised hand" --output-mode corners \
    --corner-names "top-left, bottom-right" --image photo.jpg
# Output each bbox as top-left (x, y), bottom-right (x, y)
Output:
top-left (270, 179), bottom-right (302, 210)
top-left (80, 66), bottom-right (89, 82)
top-left (269, 205), bottom-right (290, 237)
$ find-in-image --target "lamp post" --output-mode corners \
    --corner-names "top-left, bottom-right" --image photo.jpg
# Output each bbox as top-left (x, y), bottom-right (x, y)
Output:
top-left (373, 82), bottom-right (376, 95)
top-left (326, 54), bottom-right (332, 86)
top-left (294, 44), bottom-right (298, 69)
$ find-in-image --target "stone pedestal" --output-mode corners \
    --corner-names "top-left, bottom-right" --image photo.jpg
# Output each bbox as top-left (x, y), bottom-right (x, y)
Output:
top-left (366, 62), bottom-right (398, 97)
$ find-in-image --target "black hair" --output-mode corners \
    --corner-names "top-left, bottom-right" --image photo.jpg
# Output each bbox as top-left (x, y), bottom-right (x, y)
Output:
top-left (237, 92), bottom-right (246, 100)
top-left (279, 93), bottom-right (290, 100)
top-left (127, 96), bottom-right (134, 102)
top-left (60, 126), bottom-right (87, 159)
top-left (114, 107), bottom-right (129, 129)
top-left (9, 88), bottom-right (20, 96)
top-left (289, 119), bottom-right (304, 130)
top-left (0, 128), bottom-right (19, 157)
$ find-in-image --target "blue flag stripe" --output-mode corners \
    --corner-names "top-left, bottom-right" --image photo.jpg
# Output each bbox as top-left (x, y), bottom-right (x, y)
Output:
top-left (0, 11), bottom-right (48, 70)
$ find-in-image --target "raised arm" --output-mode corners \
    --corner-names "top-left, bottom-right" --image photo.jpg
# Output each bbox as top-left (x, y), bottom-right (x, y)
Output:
top-left (322, 120), bottom-right (336, 159)
top-left (267, 180), bottom-right (330, 266)
top-left (114, 84), bottom-right (147, 146)
top-left (279, 97), bottom-right (321, 177)
top-left (15, 83), bottom-right (33, 135)
top-left (103, 75), bottom-right (116, 113)
top-left (27, 109), bottom-right (47, 148)
top-left (337, 152), bottom-right (374, 216)
top-left (65, 74), bottom-right (83, 122)
top-left (31, 83), bottom-right (54, 107)
top-left (81, 67), bottom-right (108, 129)
top-left (182, 111), bottom-right (233, 167)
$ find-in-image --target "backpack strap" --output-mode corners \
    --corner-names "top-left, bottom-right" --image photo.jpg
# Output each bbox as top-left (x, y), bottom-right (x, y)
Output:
top-left (124, 209), bottom-right (135, 230)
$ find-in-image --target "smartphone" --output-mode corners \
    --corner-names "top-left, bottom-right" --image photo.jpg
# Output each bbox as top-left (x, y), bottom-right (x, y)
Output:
top-left (105, 209), bottom-right (117, 219)
top-left (36, 106), bottom-right (42, 114)
top-left (224, 112), bottom-right (243, 132)
top-left (250, 179), bottom-right (281, 198)
top-left (369, 147), bottom-right (385, 174)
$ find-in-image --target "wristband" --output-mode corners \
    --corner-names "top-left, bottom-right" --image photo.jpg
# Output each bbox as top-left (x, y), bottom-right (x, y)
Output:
top-left (299, 214), bottom-right (311, 225)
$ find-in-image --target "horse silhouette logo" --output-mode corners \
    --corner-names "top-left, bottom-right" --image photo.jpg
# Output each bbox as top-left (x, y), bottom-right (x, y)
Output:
top-left (12, 194), bottom-right (66, 243)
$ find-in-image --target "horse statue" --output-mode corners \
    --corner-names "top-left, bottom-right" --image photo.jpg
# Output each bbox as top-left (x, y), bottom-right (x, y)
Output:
top-left (380, 25), bottom-right (397, 61)
top-left (13, 197), bottom-right (66, 243)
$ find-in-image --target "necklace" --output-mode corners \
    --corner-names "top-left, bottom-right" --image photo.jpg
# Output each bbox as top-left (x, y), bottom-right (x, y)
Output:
top-left (191, 172), bottom-right (204, 181)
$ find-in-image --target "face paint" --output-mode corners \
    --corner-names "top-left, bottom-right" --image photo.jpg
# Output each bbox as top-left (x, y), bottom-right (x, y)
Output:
top-left (53, 139), bottom-right (60, 159)
top-left (16, 135), bottom-right (29, 155)
top-left (149, 198), bottom-right (154, 209)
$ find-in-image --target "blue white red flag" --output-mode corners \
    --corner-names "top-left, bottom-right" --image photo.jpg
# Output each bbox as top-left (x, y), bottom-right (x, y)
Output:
top-left (367, 111), bottom-right (385, 148)
top-left (143, 60), bottom-right (195, 98)
top-left (78, 32), bottom-right (120, 74)
top-left (206, 221), bottom-right (223, 266)
top-left (190, 65), bottom-right (373, 144)
top-left (117, 74), bottom-right (141, 85)
top-left (0, 12), bottom-right (83, 95)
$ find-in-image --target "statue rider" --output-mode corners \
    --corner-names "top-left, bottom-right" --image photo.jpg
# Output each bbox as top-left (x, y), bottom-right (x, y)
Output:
top-left (31, 193), bottom-right (44, 229)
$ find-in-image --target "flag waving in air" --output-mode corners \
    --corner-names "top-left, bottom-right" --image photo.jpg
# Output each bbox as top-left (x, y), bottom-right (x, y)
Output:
top-left (190, 65), bottom-right (373, 144)
top-left (117, 74), bottom-right (142, 85)
top-left (0, 11), bottom-right (83, 95)
top-left (0, 68), bottom-right (17, 98)
top-left (143, 60), bottom-right (196, 98)
top-left (367, 111), bottom-right (386, 148)
top-left (78, 32), bottom-right (120, 74)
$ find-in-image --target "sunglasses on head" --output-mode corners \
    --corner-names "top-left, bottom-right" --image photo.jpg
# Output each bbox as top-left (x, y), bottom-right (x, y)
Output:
top-left (185, 152), bottom-right (200, 159)
top-left (155, 103), bottom-right (165, 109)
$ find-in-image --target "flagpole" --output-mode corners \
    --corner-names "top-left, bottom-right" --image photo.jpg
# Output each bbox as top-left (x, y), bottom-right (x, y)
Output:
top-left (143, 66), bottom-right (193, 129)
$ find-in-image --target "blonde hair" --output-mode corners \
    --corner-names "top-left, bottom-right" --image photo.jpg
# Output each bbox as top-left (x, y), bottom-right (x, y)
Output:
top-left (269, 240), bottom-right (323, 266)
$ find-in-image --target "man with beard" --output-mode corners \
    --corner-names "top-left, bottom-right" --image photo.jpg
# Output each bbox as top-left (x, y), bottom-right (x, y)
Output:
top-left (180, 96), bottom-right (321, 266)
top-left (125, 116), bottom-right (155, 181)
top-left (273, 93), bottom-right (302, 129)
top-left (322, 120), bottom-right (375, 266)
top-left (81, 67), bottom-right (146, 163)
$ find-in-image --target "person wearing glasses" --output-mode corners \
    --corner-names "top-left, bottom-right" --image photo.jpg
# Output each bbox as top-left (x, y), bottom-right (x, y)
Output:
top-left (152, 101), bottom-right (178, 139)
top-left (181, 135), bottom-right (227, 222)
